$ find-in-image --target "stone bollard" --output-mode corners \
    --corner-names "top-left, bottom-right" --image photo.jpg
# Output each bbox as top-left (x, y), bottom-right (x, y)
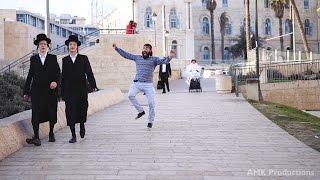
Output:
top-left (245, 78), bottom-right (260, 101)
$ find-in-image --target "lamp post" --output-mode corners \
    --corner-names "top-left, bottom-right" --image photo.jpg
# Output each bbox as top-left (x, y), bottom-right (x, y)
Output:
top-left (255, 0), bottom-right (262, 101)
top-left (45, 0), bottom-right (50, 37)
top-left (317, 7), bottom-right (320, 53)
top-left (152, 12), bottom-right (157, 47)
top-left (164, 30), bottom-right (169, 56)
top-left (132, 0), bottom-right (135, 22)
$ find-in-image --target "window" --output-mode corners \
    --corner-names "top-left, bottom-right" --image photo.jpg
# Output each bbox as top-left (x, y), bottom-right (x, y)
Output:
top-left (145, 7), bottom-right (152, 28)
top-left (171, 40), bottom-right (178, 58)
top-left (55, 25), bottom-right (60, 35)
top-left (284, 19), bottom-right (292, 34)
top-left (16, 14), bottom-right (26, 23)
top-left (225, 17), bottom-right (232, 35)
top-left (264, 0), bottom-right (269, 8)
top-left (304, 0), bottom-right (309, 9)
top-left (202, 0), bottom-right (208, 8)
top-left (62, 29), bottom-right (67, 37)
top-left (265, 18), bottom-right (271, 35)
top-left (29, 16), bottom-right (36, 27)
top-left (203, 47), bottom-right (210, 60)
top-left (222, 0), bottom-right (228, 7)
top-left (202, 17), bottom-right (210, 35)
top-left (304, 19), bottom-right (312, 36)
top-left (38, 19), bottom-right (45, 30)
top-left (224, 47), bottom-right (230, 60)
top-left (170, 8), bottom-right (179, 29)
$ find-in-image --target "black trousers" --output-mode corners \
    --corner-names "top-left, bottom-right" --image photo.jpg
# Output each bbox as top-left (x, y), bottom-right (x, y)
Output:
top-left (161, 77), bottom-right (170, 92)
top-left (33, 121), bottom-right (55, 139)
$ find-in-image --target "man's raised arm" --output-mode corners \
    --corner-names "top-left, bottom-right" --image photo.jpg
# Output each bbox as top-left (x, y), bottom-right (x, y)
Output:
top-left (155, 50), bottom-right (176, 65)
top-left (113, 43), bottom-right (138, 61)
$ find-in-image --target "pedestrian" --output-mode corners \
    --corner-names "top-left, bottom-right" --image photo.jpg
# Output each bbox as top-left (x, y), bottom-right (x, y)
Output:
top-left (113, 43), bottom-right (175, 128)
top-left (23, 33), bottom-right (61, 146)
top-left (61, 35), bottom-right (98, 143)
top-left (158, 62), bottom-right (171, 93)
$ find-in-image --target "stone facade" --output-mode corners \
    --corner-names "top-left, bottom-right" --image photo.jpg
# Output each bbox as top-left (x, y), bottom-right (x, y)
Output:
top-left (134, 0), bottom-right (320, 61)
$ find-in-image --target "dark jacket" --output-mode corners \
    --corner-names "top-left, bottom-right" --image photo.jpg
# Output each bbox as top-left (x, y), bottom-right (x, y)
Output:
top-left (61, 54), bottom-right (97, 126)
top-left (159, 63), bottom-right (172, 80)
top-left (23, 54), bottom-right (61, 125)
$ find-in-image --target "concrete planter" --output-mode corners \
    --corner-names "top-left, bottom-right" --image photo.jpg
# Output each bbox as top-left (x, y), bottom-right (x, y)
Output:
top-left (215, 75), bottom-right (232, 94)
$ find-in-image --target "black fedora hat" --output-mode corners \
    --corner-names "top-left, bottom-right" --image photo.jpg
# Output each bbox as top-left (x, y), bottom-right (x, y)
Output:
top-left (65, 35), bottom-right (81, 46)
top-left (34, 33), bottom-right (51, 46)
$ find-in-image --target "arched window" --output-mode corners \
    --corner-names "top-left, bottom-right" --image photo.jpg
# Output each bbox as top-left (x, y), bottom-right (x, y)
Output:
top-left (304, 0), bottom-right (309, 9)
top-left (202, 0), bottom-right (208, 8)
top-left (304, 19), bottom-right (312, 36)
top-left (145, 7), bottom-right (152, 28)
top-left (169, 8), bottom-right (179, 29)
top-left (222, 0), bottom-right (228, 7)
top-left (265, 18), bottom-right (271, 35)
top-left (202, 17), bottom-right (210, 35)
top-left (285, 19), bottom-right (292, 34)
top-left (225, 17), bottom-right (232, 35)
top-left (264, 0), bottom-right (269, 8)
top-left (224, 47), bottom-right (230, 60)
top-left (203, 47), bottom-right (210, 60)
top-left (171, 40), bottom-right (178, 58)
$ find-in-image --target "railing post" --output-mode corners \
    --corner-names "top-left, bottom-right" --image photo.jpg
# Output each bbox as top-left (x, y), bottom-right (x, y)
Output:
top-left (235, 68), bottom-right (239, 97)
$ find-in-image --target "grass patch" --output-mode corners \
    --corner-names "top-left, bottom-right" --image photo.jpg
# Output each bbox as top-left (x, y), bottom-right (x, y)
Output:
top-left (248, 100), bottom-right (320, 152)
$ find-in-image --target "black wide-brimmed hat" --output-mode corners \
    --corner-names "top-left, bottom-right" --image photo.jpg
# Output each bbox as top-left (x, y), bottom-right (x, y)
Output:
top-left (65, 35), bottom-right (81, 46)
top-left (34, 33), bottom-right (51, 46)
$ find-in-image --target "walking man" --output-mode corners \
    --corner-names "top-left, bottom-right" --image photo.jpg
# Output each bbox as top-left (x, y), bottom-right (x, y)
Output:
top-left (24, 34), bottom-right (61, 146)
top-left (159, 62), bottom-right (171, 93)
top-left (61, 35), bottom-right (98, 143)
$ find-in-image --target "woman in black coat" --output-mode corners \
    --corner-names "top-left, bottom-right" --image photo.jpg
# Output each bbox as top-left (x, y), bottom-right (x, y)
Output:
top-left (61, 35), bottom-right (97, 143)
top-left (23, 34), bottom-right (61, 146)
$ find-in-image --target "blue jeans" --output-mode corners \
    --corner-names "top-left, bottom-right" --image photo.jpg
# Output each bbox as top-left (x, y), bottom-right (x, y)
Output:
top-left (128, 82), bottom-right (155, 123)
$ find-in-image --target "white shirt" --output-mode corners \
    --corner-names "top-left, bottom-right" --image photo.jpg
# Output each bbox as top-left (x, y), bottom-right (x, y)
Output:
top-left (38, 53), bottom-right (47, 65)
top-left (161, 64), bottom-right (166, 73)
top-left (70, 53), bottom-right (78, 63)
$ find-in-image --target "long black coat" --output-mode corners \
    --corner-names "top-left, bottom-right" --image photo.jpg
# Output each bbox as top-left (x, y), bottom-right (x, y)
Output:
top-left (23, 54), bottom-right (61, 125)
top-left (159, 63), bottom-right (172, 80)
top-left (61, 54), bottom-right (97, 126)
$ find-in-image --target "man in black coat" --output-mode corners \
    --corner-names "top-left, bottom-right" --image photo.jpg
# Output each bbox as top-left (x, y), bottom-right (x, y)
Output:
top-left (61, 35), bottom-right (97, 143)
top-left (23, 34), bottom-right (61, 146)
top-left (159, 62), bottom-right (171, 93)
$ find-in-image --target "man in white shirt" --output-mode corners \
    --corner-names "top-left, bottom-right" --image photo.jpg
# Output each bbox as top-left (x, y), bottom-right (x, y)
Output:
top-left (159, 62), bottom-right (171, 93)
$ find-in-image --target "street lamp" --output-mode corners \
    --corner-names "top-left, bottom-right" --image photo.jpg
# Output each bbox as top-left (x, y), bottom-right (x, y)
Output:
top-left (164, 30), bottom-right (169, 55)
top-left (255, 0), bottom-right (262, 101)
top-left (152, 12), bottom-right (157, 47)
top-left (317, 7), bottom-right (320, 53)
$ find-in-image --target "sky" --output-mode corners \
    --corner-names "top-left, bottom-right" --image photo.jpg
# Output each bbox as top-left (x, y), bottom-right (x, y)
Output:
top-left (0, 0), bottom-right (132, 25)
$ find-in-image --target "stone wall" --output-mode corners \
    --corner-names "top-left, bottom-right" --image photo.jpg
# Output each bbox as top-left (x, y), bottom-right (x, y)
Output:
top-left (239, 80), bottom-right (320, 110)
top-left (0, 88), bottom-right (124, 160)
top-left (84, 34), bottom-right (192, 91)
top-left (3, 21), bottom-right (67, 65)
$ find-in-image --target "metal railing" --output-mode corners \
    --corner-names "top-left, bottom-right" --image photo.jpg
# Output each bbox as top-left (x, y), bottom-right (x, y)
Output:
top-left (230, 59), bottom-right (320, 95)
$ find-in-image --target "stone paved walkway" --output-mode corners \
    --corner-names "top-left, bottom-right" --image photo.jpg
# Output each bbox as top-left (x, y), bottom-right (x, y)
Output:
top-left (1, 79), bottom-right (320, 180)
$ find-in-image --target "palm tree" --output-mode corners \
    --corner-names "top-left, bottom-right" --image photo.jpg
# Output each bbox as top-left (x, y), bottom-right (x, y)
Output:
top-left (207, 0), bottom-right (217, 63)
top-left (289, 0), bottom-right (310, 57)
top-left (270, 0), bottom-right (286, 52)
top-left (219, 12), bottom-right (227, 60)
top-left (244, 0), bottom-right (251, 59)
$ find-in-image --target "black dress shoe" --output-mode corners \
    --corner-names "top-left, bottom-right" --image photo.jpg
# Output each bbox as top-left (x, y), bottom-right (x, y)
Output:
top-left (147, 123), bottom-right (153, 128)
top-left (162, 91), bottom-right (166, 94)
top-left (69, 137), bottom-right (77, 143)
top-left (80, 128), bottom-right (86, 138)
top-left (135, 111), bottom-right (145, 119)
top-left (48, 133), bottom-right (55, 142)
top-left (26, 137), bottom-right (41, 146)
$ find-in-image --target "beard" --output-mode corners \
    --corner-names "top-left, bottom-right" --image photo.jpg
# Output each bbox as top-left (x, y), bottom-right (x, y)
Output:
top-left (142, 51), bottom-right (151, 59)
